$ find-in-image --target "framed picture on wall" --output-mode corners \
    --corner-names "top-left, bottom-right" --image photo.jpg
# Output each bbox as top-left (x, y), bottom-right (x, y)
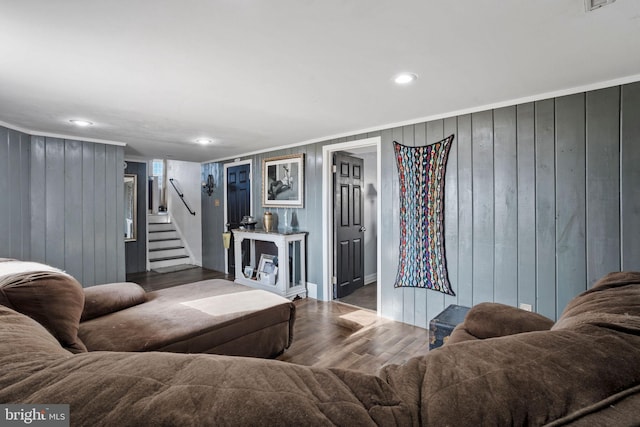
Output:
top-left (262, 153), bottom-right (304, 208)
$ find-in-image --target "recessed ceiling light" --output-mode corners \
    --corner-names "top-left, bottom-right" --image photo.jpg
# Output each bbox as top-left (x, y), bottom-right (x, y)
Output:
top-left (195, 138), bottom-right (213, 145)
top-left (69, 119), bottom-right (93, 127)
top-left (394, 73), bottom-right (418, 85)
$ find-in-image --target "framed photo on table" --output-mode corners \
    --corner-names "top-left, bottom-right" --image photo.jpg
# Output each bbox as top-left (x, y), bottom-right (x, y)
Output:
top-left (243, 266), bottom-right (254, 279)
top-left (257, 254), bottom-right (277, 273)
top-left (262, 262), bottom-right (277, 275)
top-left (257, 254), bottom-right (278, 285)
top-left (262, 153), bottom-right (304, 208)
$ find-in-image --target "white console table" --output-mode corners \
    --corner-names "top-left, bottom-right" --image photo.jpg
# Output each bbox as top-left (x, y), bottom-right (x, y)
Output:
top-left (232, 229), bottom-right (307, 299)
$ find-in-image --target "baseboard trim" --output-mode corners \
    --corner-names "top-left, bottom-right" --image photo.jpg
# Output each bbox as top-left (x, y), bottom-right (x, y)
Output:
top-left (365, 273), bottom-right (377, 285)
top-left (307, 282), bottom-right (318, 299)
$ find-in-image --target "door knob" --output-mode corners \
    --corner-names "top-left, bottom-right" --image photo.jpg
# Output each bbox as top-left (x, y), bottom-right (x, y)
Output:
top-left (359, 226), bottom-right (366, 232)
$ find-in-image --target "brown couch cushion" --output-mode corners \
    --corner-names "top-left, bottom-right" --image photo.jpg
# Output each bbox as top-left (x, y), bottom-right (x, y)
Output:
top-left (553, 271), bottom-right (640, 332)
top-left (0, 304), bottom-right (411, 426)
top-left (81, 282), bottom-right (147, 321)
top-left (0, 304), bottom-right (72, 358)
top-left (451, 302), bottom-right (554, 342)
top-left (0, 260), bottom-right (87, 353)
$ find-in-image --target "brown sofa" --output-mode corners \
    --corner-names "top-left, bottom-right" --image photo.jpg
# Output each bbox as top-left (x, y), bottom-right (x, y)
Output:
top-left (0, 259), bottom-right (295, 358)
top-left (1, 269), bottom-right (639, 426)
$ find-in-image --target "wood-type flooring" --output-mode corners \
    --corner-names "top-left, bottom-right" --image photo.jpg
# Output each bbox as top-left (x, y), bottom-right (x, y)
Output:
top-left (127, 267), bottom-right (431, 375)
top-left (126, 267), bottom-right (231, 292)
top-left (336, 282), bottom-right (377, 311)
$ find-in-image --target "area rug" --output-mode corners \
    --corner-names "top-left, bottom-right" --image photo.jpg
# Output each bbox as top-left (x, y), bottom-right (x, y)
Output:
top-left (393, 134), bottom-right (455, 295)
top-left (336, 310), bottom-right (383, 332)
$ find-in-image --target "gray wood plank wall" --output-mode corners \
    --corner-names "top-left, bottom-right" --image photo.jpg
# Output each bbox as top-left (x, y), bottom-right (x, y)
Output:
top-left (202, 81), bottom-right (640, 324)
top-left (29, 135), bottom-right (125, 286)
top-left (1, 127), bottom-right (126, 285)
top-left (621, 83), bottom-right (640, 271)
top-left (0, 127), bottom-right (31, 259)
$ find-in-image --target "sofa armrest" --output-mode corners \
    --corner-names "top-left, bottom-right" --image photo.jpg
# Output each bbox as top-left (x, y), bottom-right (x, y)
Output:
top-left (453, 302), bottom-right (554, 341)
top-left (81, 282), bottom-right (147, 321)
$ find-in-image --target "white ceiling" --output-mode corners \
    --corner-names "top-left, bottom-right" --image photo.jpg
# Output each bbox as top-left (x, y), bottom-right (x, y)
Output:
top-left (1, 0), bottom-right (639, 163)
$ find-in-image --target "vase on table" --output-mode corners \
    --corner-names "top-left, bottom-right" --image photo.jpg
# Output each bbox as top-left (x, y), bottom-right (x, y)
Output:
top-left (263, 212), bottom-right (274, 232)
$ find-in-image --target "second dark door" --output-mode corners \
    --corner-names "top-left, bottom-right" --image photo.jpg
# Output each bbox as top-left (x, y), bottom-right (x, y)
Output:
top-left (227, 163), bottom-right (251, 274)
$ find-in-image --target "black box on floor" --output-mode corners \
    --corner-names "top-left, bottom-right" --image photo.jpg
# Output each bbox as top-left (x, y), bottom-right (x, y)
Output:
top-left (429, 304), bottom-right (470, 350)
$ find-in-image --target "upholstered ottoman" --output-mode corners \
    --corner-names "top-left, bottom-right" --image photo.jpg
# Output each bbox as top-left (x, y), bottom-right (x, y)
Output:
top-left (79, 279), bottom-right (296, 358)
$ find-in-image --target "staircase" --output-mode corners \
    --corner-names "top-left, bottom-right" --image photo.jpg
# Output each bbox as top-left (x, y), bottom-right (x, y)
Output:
top-left (148, 213), bottom-right (191, 271)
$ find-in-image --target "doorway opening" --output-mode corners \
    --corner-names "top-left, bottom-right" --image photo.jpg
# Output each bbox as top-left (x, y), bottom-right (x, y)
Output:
top-left (322, 136), bottom-right (381, 313)
top-left (149, 159), bottom-right (167, 213)
top-left (223, 160), bottom-right (253, 274)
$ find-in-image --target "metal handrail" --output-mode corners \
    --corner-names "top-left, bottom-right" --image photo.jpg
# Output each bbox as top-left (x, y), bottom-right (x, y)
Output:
top-left (169, 178), bottom-right (196, 216)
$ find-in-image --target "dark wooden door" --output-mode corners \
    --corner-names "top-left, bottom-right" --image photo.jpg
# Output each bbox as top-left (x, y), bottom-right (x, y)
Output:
top-left (334, 152), bottom-right (365, 298)
top-left (227, 163), bottom-right (251, 274)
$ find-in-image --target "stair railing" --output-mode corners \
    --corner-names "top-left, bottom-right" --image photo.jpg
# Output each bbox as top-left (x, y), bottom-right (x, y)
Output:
top-left (169, 178), bottom-right (196, 216)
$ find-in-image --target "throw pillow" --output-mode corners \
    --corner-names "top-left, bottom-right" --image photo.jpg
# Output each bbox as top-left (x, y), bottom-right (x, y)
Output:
top-left (0, 260), bottom-right (87, 353)
top-left (82, 282), bottom-right (147, 321)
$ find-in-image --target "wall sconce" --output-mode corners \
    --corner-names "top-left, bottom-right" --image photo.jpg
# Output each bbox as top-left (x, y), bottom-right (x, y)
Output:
top-left (202, 174), bottom-right (215, 196)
